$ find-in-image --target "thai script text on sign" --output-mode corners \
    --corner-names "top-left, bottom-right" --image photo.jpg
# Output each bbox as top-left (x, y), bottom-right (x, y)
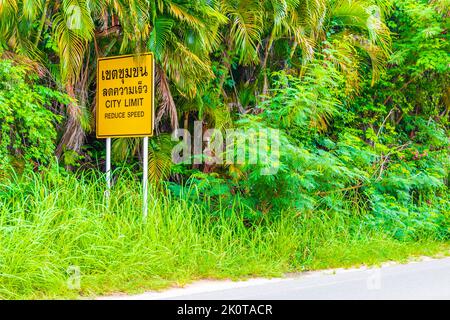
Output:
top-left (96, 53), bottom-right (154, 138)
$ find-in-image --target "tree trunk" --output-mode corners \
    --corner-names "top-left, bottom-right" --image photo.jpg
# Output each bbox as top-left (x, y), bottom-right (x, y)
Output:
top-left (56, 84), bottom-right (85, 159)
top-left (261, 30), bottom-right (275, 97)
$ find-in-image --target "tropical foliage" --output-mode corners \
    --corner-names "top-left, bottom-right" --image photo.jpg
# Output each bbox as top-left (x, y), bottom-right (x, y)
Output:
top-left (0, 0), bottom-right (449, 240)
top-left (0, 59), bottom-right (68, 171)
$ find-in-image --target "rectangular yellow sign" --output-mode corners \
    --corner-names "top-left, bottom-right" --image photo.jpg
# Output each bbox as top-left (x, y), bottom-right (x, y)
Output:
top-left (96, 53), bottom-right (154, 138)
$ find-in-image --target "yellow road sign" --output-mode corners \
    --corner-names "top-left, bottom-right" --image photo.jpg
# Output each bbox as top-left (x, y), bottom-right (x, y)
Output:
top-left (96, 53), bottom-right (154, 138)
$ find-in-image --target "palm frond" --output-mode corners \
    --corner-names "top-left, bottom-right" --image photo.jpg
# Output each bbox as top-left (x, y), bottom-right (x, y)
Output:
top-left (221, 0), bottom-right (263, 64)
top-left (156, 65), bottom-right (179, 130)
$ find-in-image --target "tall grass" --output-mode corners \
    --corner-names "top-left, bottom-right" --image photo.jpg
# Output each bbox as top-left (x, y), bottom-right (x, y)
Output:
top-left (0, 168), bottom-right (448, 299)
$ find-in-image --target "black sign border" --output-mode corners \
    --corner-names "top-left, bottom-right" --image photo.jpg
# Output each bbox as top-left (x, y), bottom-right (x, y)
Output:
top-left (96, 52), bottom-right (154, 139)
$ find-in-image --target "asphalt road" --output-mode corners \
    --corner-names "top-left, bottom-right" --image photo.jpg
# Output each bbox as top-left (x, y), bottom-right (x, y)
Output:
top-left (102, 257), bottom-right (450, 300)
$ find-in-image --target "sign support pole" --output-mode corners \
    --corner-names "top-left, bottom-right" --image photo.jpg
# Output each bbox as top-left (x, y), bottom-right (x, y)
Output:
top-left (106, 137), bottom-right (111, 206)
top-left (97, 53), bottom-right (154, 216)
top-left (142, 136), bottom-right (149, 219)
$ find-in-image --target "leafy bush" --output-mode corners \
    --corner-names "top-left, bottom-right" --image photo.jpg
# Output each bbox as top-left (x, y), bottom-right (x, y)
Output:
top-left (169, 46), bottom-right (449, 239)
top-left (0, 60), bottom-right (68, 171)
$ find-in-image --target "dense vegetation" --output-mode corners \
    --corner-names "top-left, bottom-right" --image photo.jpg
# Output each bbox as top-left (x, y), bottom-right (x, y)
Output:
top-left (0, 0), bottom-right (448, 298)
top-left (1, 168), bottom-right (448, 299)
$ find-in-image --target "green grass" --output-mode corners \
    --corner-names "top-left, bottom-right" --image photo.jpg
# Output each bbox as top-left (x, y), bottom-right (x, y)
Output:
top-left (0, 168), bottom-right (448, 299)
top-left (303, 239), bottom-right (449, 270)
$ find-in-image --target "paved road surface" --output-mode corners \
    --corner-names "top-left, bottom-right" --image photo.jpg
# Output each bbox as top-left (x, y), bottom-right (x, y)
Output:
top-left (101, 257), bottom-right (450, 300)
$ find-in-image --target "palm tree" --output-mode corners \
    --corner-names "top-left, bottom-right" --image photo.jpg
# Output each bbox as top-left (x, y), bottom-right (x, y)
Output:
top-left (216, 0), bottom-right (391, 99)
top-left (0, 0), bottom-right (226, 158)
top-left (0, 0), bottom-right (392, 180)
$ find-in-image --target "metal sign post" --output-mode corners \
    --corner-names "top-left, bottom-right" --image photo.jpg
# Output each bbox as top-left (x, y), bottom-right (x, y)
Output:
top-left (142, 136), bottom-right (149, 219)
top-left (96, 53), bottom-right (154, 218)
top-left (105, 137), bottom-right (111, 206)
